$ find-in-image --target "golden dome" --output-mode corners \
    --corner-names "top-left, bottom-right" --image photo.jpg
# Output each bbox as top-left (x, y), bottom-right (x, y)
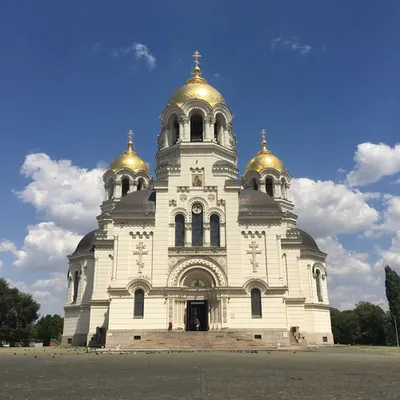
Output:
top-left (244, 130), bottom-right (285, 174)
top-left (168, 51), bottom-right (225, 107)
top-left (110, 130), bottom-right (149, 173)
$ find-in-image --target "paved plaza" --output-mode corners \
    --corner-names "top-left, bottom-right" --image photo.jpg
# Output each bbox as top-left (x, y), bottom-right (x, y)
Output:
top-left (1, 347), bottom-right (400, 399)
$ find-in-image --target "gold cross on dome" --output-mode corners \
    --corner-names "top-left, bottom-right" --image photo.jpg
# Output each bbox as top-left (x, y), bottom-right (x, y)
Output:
top-left (128, 129), bottom-right (134, 142)
top-left (192, 50), bottom-right (201, 67)
top-left (260, 129), bottom-right (266, 141)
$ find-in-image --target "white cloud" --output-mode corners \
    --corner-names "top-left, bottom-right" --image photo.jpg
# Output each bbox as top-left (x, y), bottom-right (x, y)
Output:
top-left (271, 36), bottom-right (312, 55)
top-left (366, 195), bottom-right (400, 237)
top-left (31, 272), bottom-right (66, 293)
top-left (0, 260), bottom-right (2, 271)
top-left (7, 276), bottom-right (65, 316)
top-left (110, 42), bottom-right (156, 70)
top-left (346, 142), bottom-right (400, 187)
top-left (0, 222), bottom-right (80, 271)
top-left (375, 231), bottom-right (400, 271)
top-left (16, 153), bottom-right (104, 234)
top-left (291, 178), bottom-right (379, 238)
top-left (319, 236), bottom-right (386, 309)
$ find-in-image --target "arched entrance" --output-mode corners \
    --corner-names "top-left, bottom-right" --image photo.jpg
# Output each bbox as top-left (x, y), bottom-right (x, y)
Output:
top-left (181, 269), bottom-right (214, 331)
top-left (167, 258), bottom-right (228, 331)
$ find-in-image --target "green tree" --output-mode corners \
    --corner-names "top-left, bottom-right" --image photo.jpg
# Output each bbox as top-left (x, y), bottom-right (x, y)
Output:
top-left (354, 302), bottom-right (386, 346)
top-left (0, 278), bottom-right (40, 346)
top-left (35, 314), bottom-right (64, 345)
top-left (330, 307), bottom-right (361, 344)
top-left (384, 265), bottom-right (400, 344)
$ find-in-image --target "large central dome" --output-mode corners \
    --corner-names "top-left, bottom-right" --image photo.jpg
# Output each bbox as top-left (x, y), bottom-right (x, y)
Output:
top-left (168, 51), bottom-right (225, 107)
top-left (169, 77), bottom-right (225, 107)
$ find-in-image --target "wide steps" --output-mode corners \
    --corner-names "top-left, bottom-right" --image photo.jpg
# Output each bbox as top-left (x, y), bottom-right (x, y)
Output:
top-left (124, 332), bottom-right (279, 350)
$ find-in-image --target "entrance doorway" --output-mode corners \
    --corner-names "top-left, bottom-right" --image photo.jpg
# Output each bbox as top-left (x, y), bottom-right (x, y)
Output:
top-left (186, 300), bottom-right (208, 331)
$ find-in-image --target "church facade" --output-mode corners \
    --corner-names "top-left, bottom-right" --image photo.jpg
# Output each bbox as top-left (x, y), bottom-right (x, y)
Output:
top-left (62, 53), bottom-right (333, 347)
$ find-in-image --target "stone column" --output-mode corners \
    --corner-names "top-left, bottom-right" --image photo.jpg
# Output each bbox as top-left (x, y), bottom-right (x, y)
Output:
top-left (308, 264), bottom-right (313, 301)
top-left (205, 115), bottom-right (215, 142)
top-left (103, 185), bottom-right (108, 201)
top-left (185, 224), bottom-right (191, 247)
top-left (222, 129), bottom-right (229, 147)
top-left (180, 116), bottom-right (189, 142)
top-left (220, 223), bottom-right (226, 247)
top-left (203, 222), bottom-right (210, 246)
top-left (92, 257), bottom-right (99, 296)
top-left (130, 181), bottom-right (137, 193)
top-left (276, 235), bottom-right (283, 282)
top-left (274, 181), bottom-right (281, 198)
top-left (115, 182), bottom-right (122, 198)
top-left (164, 127), bottom-right (170, 148)
top-left (111, 235), bottom-right (119, 280)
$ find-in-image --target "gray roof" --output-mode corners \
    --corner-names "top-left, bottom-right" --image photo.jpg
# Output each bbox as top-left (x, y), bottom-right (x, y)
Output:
top-left (71, 230), bottom-right (97, 256)
top-left (295, 228), bottom-right (321, 252)
top-left (112, 190), bottom-right (156, 215)
top-left (238, 189), bottom-right (282, 214)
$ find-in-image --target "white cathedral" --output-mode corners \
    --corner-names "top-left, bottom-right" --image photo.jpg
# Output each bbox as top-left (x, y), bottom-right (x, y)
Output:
top-left (62, 52), bottom-right (333, 348)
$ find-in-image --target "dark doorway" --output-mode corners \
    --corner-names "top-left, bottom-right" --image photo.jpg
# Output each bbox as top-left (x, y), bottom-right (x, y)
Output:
top-left (186, 300), bottom-right (208, 331)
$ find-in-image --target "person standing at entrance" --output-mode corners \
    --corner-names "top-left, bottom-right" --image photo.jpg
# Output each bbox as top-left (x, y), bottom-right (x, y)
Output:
top-left (195, 317), bottom-right (201, 331)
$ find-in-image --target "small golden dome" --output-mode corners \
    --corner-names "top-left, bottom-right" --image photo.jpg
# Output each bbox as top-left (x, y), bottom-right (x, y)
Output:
top-left (110, 130), bottom-right (149, 173)
top-left (244, 130), bottom-right (285, 174)
top-left (168, 51), bottom-right (225, 107)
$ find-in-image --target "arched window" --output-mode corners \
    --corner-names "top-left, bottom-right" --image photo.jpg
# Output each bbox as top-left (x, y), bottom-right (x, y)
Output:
top-left (210, 214), bottom-right (220, 247)
top-left (252, 178), bottom-right (258, 191)
top-left (137, 178), bottom-right (144, 191)
top-left (192, 204), bottom-right (203, 246)
top-left (190, 114), bottom-right (203, 142)
top-left (265, 177), bottom-right (274, 197)
top-left (108, 180), bottom-right (115, 199)
top-left (251, 288), bottom-right (262, 317)
top-left (281, 178), bottom-right (287, 198)
top-left (122, 178), bottom-right (130, 197)
top-left (170, 115), bottom-right (180, 145)
top-left (73, 271), bottom-right (79, 303)
top-left (134, 289), bottom-right (144, 318)
top-left (316, 270), bottom-right (323, 302)
top-left (175, 214), bottom-right (185, 246)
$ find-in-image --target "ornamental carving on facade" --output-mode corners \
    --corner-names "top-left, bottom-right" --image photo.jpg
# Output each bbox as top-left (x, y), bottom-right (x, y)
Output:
top-left (133, 242), bottom-right (148, 274)
top-left (126, 278), bottom-right (152, 295)
top-left (168, 258), bottom-right (227, 287)
top-left (247, 240), bottom-right (262, 273)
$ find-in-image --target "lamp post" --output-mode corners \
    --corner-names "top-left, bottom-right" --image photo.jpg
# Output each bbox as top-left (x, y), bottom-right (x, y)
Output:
top-left (391, 312), bottom-right (400, 348)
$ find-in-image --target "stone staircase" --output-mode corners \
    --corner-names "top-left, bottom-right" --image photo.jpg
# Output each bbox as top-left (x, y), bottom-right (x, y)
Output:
top-left (122, 331), bottom-right (286, 350)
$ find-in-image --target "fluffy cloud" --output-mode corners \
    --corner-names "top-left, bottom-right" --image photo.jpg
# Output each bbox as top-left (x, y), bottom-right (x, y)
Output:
top-left (7, 275), bottom-right (66, 316)
top-left (1, 152), bottom-right (106, 314)
top-left (110, 42), bottom-right (156, 70)
top-left (0, 222), bottom-right (80, 271)
top-left (375, 231), bottom-right (400, 271)
top-left (271, 37), bottom-right (312, 55)
top-left (291, 178), bottom-right (379, 238)
top-left (346, 142), bottom-right (400, 187)
top-left (318, 236), bottom-right (386, 309)
top-left (17, 153), bottom-right (104, 234)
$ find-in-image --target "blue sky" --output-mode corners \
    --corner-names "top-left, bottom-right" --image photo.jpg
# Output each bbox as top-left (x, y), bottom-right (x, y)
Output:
top-left (0, 0), bottom-right (400, 314)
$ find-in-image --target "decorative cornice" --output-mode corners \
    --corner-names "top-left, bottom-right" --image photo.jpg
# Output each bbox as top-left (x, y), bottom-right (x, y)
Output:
top-left (168, 246), bottom-right (227, 255)
top-left (90, 299), bottom-right (110, 306)
top-left (300, 249), bottom-right (327, 261)
top-left (67, 251), bottom-right (94, 261)
top-left (284, 297), bottom-right (306, 304)
top-left (304, 302), bottom-right (331, 310)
